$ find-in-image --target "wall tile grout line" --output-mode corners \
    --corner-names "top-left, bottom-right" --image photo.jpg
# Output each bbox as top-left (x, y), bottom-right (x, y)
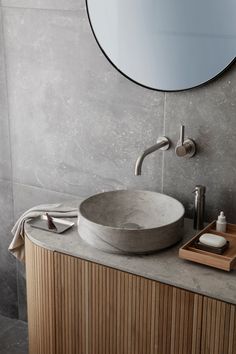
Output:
top-left (12, 181), bottom-right (83, 200)
top-left (0, 177), bottom-right (13, 184)
top-left (161, 92), bottom-right (167, 193)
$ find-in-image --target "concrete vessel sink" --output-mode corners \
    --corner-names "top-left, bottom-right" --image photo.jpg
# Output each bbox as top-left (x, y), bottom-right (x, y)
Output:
top-left (78, 190), bottom-right (185, 254)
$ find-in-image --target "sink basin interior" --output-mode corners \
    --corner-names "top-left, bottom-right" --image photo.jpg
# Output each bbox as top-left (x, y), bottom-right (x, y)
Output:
top-left (79, 190), bottom-right (185, 230)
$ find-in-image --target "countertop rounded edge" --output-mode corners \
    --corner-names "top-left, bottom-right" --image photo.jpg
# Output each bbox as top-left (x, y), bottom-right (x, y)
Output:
top-left (25, 218), bottom-right (236, 306)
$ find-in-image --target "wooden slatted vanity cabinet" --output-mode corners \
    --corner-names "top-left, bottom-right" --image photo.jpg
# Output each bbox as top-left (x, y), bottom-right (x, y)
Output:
top-left (25, 219), bottom-right (236, 354)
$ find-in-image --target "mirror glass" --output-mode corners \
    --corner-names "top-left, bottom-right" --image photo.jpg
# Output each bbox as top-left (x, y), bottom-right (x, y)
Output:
top-left (86, 0), bottom-right (236, 91)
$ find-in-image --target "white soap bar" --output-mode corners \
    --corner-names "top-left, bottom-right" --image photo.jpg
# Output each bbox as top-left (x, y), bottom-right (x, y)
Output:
top-left (199, 233), bottom-right (227, 248)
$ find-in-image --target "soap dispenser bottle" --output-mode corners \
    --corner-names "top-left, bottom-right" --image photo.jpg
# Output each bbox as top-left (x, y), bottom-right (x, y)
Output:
top-left (216, 211), bottom-right (227, 233)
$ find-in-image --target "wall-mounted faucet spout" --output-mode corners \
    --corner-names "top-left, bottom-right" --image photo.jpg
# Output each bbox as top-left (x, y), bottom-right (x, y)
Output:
top-left (135, 137), bottom-right (170, 176)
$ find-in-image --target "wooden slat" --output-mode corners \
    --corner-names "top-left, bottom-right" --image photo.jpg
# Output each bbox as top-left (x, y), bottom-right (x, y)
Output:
top-left (191, 294), bottom-right (203, 354)
top-left (228, 305), bottom-right (235, 354)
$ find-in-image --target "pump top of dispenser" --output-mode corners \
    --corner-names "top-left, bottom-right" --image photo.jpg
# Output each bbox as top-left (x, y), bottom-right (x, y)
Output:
top-left (217, 211), bottom-right (226, 223)
top-left (193, 185), bottom-right (206, 196)
top-left (216, 211), bottom-right (227, 233)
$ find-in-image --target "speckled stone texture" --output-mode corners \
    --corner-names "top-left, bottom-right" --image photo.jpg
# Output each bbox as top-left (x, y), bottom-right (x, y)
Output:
top-left (2, 7), bottom-right (165, 198)
top-left (0, 0), bottom-right (235, 320)
top-left (78, 190), bottom-right (184, 253)
top-left (163, 65), bottom-right (236, 222)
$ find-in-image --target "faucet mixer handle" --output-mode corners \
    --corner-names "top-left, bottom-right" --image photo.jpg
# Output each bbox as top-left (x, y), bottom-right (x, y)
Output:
top-left (179, 125), bottom-right (185, 146)
top-left (175, 125), bottom-right (196, 158)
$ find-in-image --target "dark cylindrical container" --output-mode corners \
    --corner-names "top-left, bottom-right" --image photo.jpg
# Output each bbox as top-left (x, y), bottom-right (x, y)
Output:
top-left (193, 185), bottom-right (206, 230)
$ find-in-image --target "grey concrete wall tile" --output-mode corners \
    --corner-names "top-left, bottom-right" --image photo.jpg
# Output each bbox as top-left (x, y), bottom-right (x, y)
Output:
top-left (0, 10), bottom-right (12, 181)
top-left (163, 65), bottom-right (236, 222)
top-left (0, 314), bottom-right (15, 335)
top-left (0, 181), bottom-right (17, 318)
top-left (13, 182), bottom-right (81, 320)
top-left (1, 0), bottom-right (83, 11)
top-left (0, 316), bottom-right (28, 354)
top-left (0, 9), bottom-right (16, 319)
top-left (3, 7), bottom-right (165, 197)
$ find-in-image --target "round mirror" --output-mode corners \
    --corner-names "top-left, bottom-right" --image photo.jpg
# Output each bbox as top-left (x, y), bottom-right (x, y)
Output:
top-left (86, 0), bottom-right (236, 91)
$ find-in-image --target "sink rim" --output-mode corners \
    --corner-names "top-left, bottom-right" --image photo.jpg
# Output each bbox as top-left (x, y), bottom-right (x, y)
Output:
top-left (79, 189), bottom-right (185, 232)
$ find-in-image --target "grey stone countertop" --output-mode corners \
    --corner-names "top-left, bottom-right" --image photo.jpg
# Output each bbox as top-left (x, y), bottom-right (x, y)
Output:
top-left (25, 207), bottom-right (236, 305)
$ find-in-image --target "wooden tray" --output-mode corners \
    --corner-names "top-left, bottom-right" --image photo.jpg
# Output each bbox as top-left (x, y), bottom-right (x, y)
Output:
top-left (179, 221), bottom-right (236, 271)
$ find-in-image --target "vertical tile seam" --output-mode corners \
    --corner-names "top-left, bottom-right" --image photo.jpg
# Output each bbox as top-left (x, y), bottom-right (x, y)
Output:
top-left (161, 92), bottom-right (167, 193)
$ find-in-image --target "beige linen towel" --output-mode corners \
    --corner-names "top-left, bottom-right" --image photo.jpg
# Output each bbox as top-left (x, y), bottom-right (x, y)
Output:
top-left (9, 203), bottom-right (78, 262)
